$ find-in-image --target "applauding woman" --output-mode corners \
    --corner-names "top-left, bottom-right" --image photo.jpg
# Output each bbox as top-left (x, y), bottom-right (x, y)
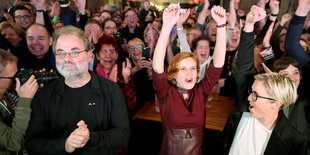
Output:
top-left (94, 35), bottom-right (136, 110)
top-left (152, 5), bottom-right (226, 155)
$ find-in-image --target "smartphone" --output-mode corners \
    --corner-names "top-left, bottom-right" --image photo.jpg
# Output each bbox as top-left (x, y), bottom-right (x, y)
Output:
top-left (59, 0), bottom-right (69, 5)
top-left (142, 47), bottom-right (151, 61)
top-left (21, 0), bottom-right (31, 2)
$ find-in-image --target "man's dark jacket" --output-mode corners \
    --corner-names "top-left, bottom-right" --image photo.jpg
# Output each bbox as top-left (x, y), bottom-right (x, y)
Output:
top-left (25, 72), bottom-right (130, 155)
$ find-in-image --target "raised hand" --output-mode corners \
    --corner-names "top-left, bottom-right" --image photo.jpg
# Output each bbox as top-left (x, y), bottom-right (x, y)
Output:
top-left (162, 5), bottom-right (180, 29)
top-left (246, 5), bottom-right (266, 24)
top-left (109, 64), bottom-right (118, 83)
top-left (211, 6), bottom-right (227, 26)
top-left (73, 0), bottom-right (86, 13)
top-left (50, 1), bottom-right (60, 17)
top-left (176, 9), bottom-right (190, 27)
top-left (269, 0), bottom-right (279, 14)
top-left (122, 58), bottom-right (132, 84)
top-left (280, 13), bottom-right (291, 26)
top-left (257, 0), bottom-right (270, 7)
top-left (15, 75), bottom-right (38, 99)
top-left (31, 0), bottom-right (46, 10)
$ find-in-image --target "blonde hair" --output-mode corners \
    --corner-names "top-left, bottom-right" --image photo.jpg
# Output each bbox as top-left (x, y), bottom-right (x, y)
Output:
top-left (0, 21), bottom-right (25, 38)
top-left (127, 38), bottom-right (145, 52)
top-left (255, 72), bottom-right (297, 109)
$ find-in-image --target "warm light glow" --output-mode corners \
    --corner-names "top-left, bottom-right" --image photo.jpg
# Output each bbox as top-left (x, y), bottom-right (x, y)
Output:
top-left (189, 1), bottom-right (193, 4)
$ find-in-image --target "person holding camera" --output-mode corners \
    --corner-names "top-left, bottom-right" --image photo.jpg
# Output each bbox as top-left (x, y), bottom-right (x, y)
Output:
top-left (0, 49), bottom-right (38, 155)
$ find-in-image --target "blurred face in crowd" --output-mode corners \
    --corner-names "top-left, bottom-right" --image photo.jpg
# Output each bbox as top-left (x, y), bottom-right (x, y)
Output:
top-left (278, 65), bottom-right (301, 88)
top-left (144, 1), bottom-right (150, 10)
top-left (14, 10), bottom-right (33, 29)
top-left (144, 27), bottom-right (158, 47)
top-left (104, 21), bottom-right (117, 36)
top-left (26, 25), bottom-right (52, 59)
top-left (55, 34), bottom-right (91, 79)
top-left (125, 10), bottom-right (138, 28)
top-left (152, 20), bottom-right (161, 30)
top-left (278, 34), bottom-right (286, 52)
top-left (113, 16), bottom-right (123, 26)
top-left (128, 41), bottom-right (143, 63)
top-left (3, 12), bottom-right (14, 23)
top-left (99, 12), bottom-right (111, 23)
top-left (145, 12), bottom-right (153, 22)
top-left (194, 40), bottom-right (210, 64)
top-left (186, 18), bottom-right (196, 28)
top-left (187, 29), bottom-right (201, 47)
top-left (1, 27), bottom-right (22, 47)
top-left (96, 44), bottom-right (118, 73)
top-left (227, 26), bottom-right (240, 50)
top-left (175, 57), bottom-right (198, 90)
top-left (0, 61), bottom-right (17, 96)
top-left (205, 21), bottom-right (216, 42)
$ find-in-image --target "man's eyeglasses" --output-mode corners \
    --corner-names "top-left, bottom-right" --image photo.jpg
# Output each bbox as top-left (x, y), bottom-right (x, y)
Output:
top-left (130, 45), bottom-right (142, 50)
top-left (100, 50), bottom-right (116, 55)
top-left (126, 14), bottom-right (137, 18)
top-left (14, 15), bottom-right (31, 20)
top-left (248, 88), bottom-right (276, 102)
top-left (55, 49), bottom-right (87, 59)
top-left (189, 33), bottom-right (200, 38)
top-left (104, 26), bottom-right (117, 30)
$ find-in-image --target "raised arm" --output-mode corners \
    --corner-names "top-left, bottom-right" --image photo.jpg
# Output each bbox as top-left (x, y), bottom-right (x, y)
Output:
top-left (210, 6), bottom-right (227, 68)
top-left (197, 0), bottom-right (210, 26)
top-left (236, 5), bottom-right (266, 107)
top-left (176, 9), bottom-right (191, 53)
top-left (152, 5), bottom-right (180, 74)
top-left (285, 0), bottom-right (310, 67)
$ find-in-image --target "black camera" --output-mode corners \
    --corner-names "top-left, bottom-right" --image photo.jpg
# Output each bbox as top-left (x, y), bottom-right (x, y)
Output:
top-left (114, 32), bottom-right (124, 45)
top-left (16, 68), bottom-right (60, 85)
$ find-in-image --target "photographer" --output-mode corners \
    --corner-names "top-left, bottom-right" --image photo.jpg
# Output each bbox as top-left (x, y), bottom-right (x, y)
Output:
top-left (0, 49), bottom-right (38, 154)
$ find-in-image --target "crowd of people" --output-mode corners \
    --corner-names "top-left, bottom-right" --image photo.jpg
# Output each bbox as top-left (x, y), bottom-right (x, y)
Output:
top-left (0, 0), bottom-right (309, 154)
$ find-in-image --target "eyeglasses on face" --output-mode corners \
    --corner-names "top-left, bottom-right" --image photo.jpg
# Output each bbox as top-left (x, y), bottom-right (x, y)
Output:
top-left (145, 33), bottom-right (151, 37)
top-left (248, 88), bottom-right (276, 102)
top-left (130, 45), bottom-right (142, 50)
top-left (126, 14), bottom-right (137, 18)
top-left (100, 50), bottom-right (116, 55)
top-left (55, 49), bottom-right (87, 59)
top-left (104, 26), bottom-right (117, 30)
top-left (14, 15), bottom-right (31, 20)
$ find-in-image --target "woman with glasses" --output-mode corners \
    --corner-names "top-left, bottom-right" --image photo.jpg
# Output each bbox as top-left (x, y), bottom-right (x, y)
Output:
top-left (218, 6), bottom-right (307, 155)
top-left (127, 38), bottom-right (154, 112)
top-left (94, 35), bottom-right (136, 111)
